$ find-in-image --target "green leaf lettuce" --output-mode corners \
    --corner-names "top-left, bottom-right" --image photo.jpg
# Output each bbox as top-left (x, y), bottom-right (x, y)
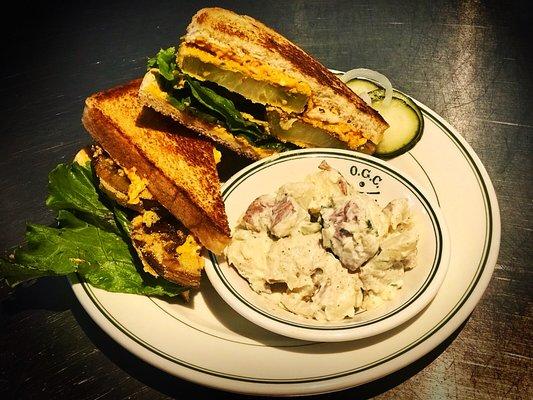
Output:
top-left (147, 47), bottom-right (177, 82)
top-left (1, 162), bottom-right (187, 297)
top-left (147, 47), bottom-right (295, 151)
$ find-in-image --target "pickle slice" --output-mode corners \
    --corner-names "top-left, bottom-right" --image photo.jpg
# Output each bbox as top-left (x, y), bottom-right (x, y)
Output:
top-left (181, 56), bottom-right (309, 113)
top-left (346, 79), bottom-right (380, 94)
top-left (369, 89), bottom-right (423, 158)
top-left (267, 111), bottom-right (347, 149)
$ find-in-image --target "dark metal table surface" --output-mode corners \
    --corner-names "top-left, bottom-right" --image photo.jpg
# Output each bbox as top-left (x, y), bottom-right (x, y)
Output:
top-left (0, 1), bottom-right (531, 398)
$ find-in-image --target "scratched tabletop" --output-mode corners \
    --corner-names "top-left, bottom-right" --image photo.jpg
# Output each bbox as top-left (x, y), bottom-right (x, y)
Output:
top-left (0, 1), bottom-right (531, 399)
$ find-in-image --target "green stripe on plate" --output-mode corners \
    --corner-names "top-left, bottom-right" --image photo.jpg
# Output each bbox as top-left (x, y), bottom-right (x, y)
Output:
top-left (76, 105), bottom-right (494, 384)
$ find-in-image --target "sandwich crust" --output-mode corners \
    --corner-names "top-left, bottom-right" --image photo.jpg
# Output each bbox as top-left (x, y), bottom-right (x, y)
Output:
top-left (82, 79), bottom-right (230, 254)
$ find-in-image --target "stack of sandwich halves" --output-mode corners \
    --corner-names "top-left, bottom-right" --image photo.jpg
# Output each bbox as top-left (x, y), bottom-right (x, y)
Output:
top-left (81, 7), bottom-right (388, 290)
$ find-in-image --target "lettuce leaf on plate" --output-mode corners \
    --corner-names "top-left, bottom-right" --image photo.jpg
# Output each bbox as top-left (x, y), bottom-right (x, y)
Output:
top-left (0, 161), bottom-right (187, 297)
top-left (46, 162), bottom-right (120, 233)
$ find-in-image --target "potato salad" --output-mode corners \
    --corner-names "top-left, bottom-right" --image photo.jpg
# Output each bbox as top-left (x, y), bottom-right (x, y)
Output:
top-left (225, 161), bottom-right (418, 321)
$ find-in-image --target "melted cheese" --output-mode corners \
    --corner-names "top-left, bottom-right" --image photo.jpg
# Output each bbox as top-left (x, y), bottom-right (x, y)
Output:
top-left (123, 167), bottom-right (153, 204)
top-left (141, 210), bottom-right (160, 227)
top-left (213, 147), bottom-right (222, 164)
top-left (176, 235), bottom-right (204, 272)
top-left (74, 148), bottom-right (91, 165)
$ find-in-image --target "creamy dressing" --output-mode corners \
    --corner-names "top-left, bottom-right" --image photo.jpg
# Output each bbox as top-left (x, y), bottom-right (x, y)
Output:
top-left (225, 162), bottom-right (418, 321)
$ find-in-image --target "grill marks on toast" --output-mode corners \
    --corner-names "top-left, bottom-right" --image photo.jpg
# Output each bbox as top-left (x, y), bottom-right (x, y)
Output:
top-left (82, 79), bottom-right (230, 254)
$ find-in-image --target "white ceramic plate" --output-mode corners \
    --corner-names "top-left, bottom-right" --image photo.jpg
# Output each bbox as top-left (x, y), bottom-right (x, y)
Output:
top-left (70, 98), bottom-right (500, 396)
top-left (205, 150), bottom-right (451, 342)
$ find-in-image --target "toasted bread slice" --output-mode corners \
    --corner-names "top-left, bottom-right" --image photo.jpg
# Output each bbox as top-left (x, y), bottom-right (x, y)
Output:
top-left (82, 79), bottom-right (230, 254)
top-left (178, 7), bottom-right (388, 148)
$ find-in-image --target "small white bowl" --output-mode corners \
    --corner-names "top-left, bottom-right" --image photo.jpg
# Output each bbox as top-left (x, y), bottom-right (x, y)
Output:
top-left (205, 149), bottom-right (450, 342)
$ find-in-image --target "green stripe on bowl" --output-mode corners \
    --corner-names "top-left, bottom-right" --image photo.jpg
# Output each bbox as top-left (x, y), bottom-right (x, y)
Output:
top-left (210, 151), bottom-right (443, 330)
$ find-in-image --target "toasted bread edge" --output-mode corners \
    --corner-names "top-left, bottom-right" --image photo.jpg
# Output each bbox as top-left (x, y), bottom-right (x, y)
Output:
top-left (139, 72), bottom-right (277, 161)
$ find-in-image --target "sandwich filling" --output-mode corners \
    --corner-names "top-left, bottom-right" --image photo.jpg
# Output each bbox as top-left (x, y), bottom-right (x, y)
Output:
top-left (147, 48), bottom-right (295, 152)
top-left (178, 42), bottom-right (311, 113)
top-left (91, 145), bottom-right (204, 288)
top-left (267, 110), bottom-right (348, 149)
top-left (180, 53), bottom-right (310, 114)
top-left (147, 47), bottom-right (369, 153)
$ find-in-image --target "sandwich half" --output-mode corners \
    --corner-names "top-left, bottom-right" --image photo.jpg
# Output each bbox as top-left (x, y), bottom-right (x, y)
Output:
top-left (82, 79), bottom-right (230, 287)
top-left (139, 7), bottom-right (389, 160)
